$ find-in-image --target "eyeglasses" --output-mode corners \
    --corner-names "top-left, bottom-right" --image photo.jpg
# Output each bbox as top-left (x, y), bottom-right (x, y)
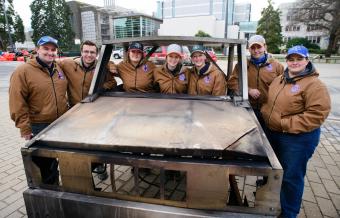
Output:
top-left (82, 50), bottom-right (97, 55)
top-left (287, 57), bottom-right (306, 62)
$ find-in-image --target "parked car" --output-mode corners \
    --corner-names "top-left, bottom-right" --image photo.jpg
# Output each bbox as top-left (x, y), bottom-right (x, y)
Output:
top-left (112, 48), bottom-right (123, 59)
top-left (144, 45), bottom-right (191, 65)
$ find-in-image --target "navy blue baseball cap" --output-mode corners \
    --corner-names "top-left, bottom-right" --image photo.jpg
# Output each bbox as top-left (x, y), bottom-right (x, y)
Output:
top-left (37, 36), bottom-right (59, 48)
top-left (286, 45), bottom-right (309, 58)
top-left (128, 42), bottom-right (143, 52)
top-left (191, 45), bottom-right (205, 57)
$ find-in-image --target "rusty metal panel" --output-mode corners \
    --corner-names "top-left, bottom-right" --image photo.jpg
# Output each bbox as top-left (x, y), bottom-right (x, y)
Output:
top-left (35, 97), bottom-right (266, 157)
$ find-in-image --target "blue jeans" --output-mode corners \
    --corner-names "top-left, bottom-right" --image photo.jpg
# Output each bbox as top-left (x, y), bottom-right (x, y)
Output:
top-left (31, 123), bottom-right (59, 185)
top-left (267, 128), bottom-right (320, 218)
top-left (31, 123), bottom-right (50, 136)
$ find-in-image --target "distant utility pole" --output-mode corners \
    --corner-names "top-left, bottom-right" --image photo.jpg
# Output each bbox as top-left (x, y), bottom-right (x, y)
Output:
top-left (3, 0), bottom-right (14, 51)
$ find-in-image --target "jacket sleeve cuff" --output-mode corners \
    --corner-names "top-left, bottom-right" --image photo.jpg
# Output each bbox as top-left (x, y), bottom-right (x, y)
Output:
top-left (281, 118), bottom-right (289, 133)
top-left (20, 126), bottom-right (32, 137)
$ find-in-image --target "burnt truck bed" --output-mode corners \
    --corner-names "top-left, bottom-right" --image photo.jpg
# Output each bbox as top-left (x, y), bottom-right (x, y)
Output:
top-left (21, 36), bottom-right (282, 217)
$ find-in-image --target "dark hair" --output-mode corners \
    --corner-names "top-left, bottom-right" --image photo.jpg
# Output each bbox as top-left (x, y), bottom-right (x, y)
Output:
top-left (81, 40), bottom-right (98, 53)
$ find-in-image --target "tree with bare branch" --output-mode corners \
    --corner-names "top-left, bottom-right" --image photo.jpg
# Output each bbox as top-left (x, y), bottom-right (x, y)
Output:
top-left (292, 0), bottom-right (340, 57)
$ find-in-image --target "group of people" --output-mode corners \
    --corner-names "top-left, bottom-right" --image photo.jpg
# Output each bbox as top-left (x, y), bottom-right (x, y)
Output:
top-left (9, 34), bottom-right (331, 218)
top-left (229, 35), bottom-right (331, 218)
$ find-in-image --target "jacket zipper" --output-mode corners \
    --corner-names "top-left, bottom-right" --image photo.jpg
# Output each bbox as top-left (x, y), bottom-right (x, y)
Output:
top-left (81, 71), bottom-right (87, 99)
top-left (256, 67), bottom-right (260, 109)
top-left (267, 83), bottom-right (285, 126)
top-left (50, 71), bottom-right (59, 119)
top-left (135, 67), bottom-right (138, 90)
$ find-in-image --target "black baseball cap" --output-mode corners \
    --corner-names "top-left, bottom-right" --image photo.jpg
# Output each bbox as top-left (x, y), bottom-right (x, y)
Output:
top-left (128, 42), bottom-right (143, 52)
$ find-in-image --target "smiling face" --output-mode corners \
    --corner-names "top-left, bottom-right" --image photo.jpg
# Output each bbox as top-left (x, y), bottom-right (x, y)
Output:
top-left (81, 45), bottom-right (97, 66)
top-left (36, 43), bottom-right (58, 65)
top-left (286, 54), bottom-right (309, 75)
top-left (166, 53), bottom-right (181, 69)
top-left (191, 52), bottom-right (206, 68)
top-left (249, 43), bottom-right (266, 59)
top-left (128, 49), bottom-right (143, 65)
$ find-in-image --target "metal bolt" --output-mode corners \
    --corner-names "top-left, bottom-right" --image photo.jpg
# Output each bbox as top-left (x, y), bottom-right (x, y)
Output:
top-left (270, 207), bottom-right (274, 211)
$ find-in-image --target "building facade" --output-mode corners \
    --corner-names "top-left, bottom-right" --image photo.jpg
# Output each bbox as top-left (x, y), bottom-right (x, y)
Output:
top-left (113, 14), bottom-right (162, 38)
top-left (157, 0), bottom-right (238, 38)
top-left (233, 3), bottom-right (251, 24)
top-left (279, 2), bottom-right (329, 49)
top-left (67, 1), bottom-right (162, 46)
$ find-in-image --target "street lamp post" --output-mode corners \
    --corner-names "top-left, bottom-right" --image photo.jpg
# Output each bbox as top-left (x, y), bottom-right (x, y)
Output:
top-left (3, 0), bottom-right (15, 52)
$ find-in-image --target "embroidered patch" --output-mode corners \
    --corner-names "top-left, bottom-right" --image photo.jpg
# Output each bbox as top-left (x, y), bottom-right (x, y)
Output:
top-left (143, 64), bottom-right (148, 72)
top-left (179, 73), bottom-right (185, 81)
top-left (204, 75), bottom-right (210, 84)
top-left (290, 84), bottom-right (300, 93)
top-left (266, 64), bottom-right (272, 71)
top-left (57, 71), bottom-right (65, 80)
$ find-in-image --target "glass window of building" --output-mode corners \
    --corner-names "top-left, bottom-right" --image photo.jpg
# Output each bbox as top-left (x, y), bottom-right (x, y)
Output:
top-left (113, 16), bottom-right (160, 39)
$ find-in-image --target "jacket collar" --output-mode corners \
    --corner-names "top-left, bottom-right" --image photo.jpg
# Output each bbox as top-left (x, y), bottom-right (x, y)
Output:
top-left (195, 62), bottom-right (212, 76)
top-left (283, 61), bottom-right (318, 84)
top-left (164, 63), bottom-right (183, 76)
top-left (74, 57), bottom-right (97, 71)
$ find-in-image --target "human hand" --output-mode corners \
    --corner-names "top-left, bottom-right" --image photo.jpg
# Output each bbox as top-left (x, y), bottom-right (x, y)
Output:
top-left (249, 88), bottom-right (261, 99)
top-left (22, 134), bottom-right (33, 140)
top-left (108, 63), bottom-right (119, 76)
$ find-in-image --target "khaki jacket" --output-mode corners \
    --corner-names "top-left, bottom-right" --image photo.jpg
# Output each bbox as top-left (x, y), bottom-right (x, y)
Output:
top-left (188, 63), bottom-right (226, 96)
top-left (228, 55), bottom-right (284, 109)
top-left (261, 63), bottom-right (331, 134)
top-left (59, 57), bottom-right (117, 106)
top-left (9, 58), bottom-right (68, 136)
top-left (117, 60), bottom-right (156, 93)
top-left (153, 64), bottom-right (191, 94)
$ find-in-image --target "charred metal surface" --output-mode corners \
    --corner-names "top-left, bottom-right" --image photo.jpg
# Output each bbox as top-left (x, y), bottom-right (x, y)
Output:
top-left (33, 97), bottom-right (266, 158)
top-left (103, 36), bottom-right (246, 47)
top-left (24, 189), bottom-right (273, 218)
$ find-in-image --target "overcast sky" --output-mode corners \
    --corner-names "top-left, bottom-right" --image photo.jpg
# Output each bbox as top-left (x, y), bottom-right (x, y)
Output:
top-left (13, 0), bottom-right (295, 30)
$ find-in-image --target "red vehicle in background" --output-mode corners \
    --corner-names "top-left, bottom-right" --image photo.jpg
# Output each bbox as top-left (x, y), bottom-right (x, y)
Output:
top-left (144, 46), bottom-right (191, 65)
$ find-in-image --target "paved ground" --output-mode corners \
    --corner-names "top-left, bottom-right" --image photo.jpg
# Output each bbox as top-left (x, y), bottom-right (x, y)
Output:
top-left (0, 61), bottom-right (339, 217)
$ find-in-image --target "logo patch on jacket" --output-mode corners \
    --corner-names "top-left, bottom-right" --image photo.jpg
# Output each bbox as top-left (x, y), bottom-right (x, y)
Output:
top-left (143, 64), bottom-right (148, 72)
top-left (179, 73), bottom-right (185, 81)
top-left (57, 71), bottom-right (65, 80)
top-left (204, 75), bottom-right (210, 84)
top-left (290, 84), bottom-right (300, 93)
top-left (266, 64), bottom-right (272, 71)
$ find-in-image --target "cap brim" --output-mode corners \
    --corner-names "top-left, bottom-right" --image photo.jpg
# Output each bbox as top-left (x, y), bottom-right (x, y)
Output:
top-left (286, 53), bottom-right (307, 58)
top-left (167, 52), bottom-right (182, 57)
top-left (40, 42), bottom-right (58, 48)
top-left (249, 42), bottom-right (265, 48)
top-left (191, 51), bottom-right (205, 57)
top-left (128, 49), bottom-right (143, 53)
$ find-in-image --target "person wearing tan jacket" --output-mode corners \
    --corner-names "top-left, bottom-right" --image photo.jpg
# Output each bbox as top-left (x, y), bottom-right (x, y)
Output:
top-left (261, 46), bottom-right (331, 218)
top-left (228, 35), bottom-right (284, 127)
top-left (9, 36), bottom-right (67, 185)
top-left (117, 42), bottom-right (156, 93)
top-left (9, 36), bottom-right (68, 140)
top-left (59, 40), bottom-right (117, 107)
top-left (154, 44), bottom-right (191, 94)
top-left (188, 45), bottom-right (226, 96)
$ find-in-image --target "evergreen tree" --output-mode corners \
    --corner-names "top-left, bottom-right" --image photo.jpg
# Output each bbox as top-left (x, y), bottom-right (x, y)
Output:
top-left (0, 0), bottom-right (16, 50)
top-left (30, 0), bottom-right (74, 50)
top-left (256, 0), bottom-right (283, 54)
top-left (195, 30), bottom-right (211, 37)
top-left (14, 14), bottom-right (25, 43)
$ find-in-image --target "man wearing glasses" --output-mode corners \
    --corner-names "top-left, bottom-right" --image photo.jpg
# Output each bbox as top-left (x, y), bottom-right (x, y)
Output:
top-left (59, 40), bottom-right (117, 107)
top-left (59, 40), bottom-right (116, 181)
